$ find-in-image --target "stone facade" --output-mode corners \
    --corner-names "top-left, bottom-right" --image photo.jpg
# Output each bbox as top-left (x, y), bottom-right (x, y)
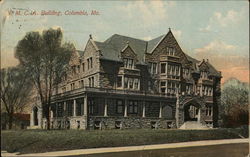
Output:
top-left (30, 29), bottom-right (222, 130)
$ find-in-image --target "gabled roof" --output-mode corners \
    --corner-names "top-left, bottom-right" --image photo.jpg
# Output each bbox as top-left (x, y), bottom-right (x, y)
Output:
top-left (147, 34), bottom-right (166, 53)
top-left (87, 32), bottom-right (221, 77)
top-left (97, 34), bottom-right (147, 63)
top-left (206, 62), bottom-right (222, 77)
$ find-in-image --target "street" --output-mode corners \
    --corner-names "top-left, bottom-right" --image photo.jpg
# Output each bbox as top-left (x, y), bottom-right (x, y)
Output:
top-left (76, 143), bottom-right (249, 157)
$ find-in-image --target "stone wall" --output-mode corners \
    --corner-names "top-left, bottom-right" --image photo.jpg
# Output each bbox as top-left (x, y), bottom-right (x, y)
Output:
top-left (42, 116), bottom-right (87, 130)
top-left (88, 116), bottom-right (176, 130)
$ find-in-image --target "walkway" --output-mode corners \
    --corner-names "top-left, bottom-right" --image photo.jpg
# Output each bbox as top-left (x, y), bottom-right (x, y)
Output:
top-left (1, 138), bottom-right (249, 157)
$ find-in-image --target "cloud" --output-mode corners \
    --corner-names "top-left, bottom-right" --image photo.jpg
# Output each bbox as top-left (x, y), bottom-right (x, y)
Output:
top-left (117, 1), bottom-right (173, 27)
top-left (213, 10), bottom-right (239, 27)
top-left (195, 40), bottom-right (236, 56)
top-left (172, 29), bottom-right (182, 39)
top-left (194, 40), bottom-right (249, 83)
top-left (199, 7), bottom-right (247, 32)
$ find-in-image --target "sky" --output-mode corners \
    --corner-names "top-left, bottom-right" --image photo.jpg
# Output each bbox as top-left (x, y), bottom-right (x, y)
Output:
top-left (1, 0), bottom-right (249, 83)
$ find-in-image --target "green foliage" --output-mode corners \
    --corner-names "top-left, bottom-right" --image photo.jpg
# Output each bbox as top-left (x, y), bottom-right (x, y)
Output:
top-left (1, 128), bottom-right (248, 154)
top-left (14, 28), bottom-right (75, 129)
top-left (221, 78), bottom-right (249, 127)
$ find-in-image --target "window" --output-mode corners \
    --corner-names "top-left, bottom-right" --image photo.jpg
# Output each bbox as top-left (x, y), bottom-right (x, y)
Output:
top-left (94, 121), bottom-right (101, 130)
top-left (161, 63), bottom-right (166, 74)
top-left (134, 78), bottom-right (139, 90)
top-left (128, 100), bottom-right (138, 114)
top-left (77, 121), bottom-right (80, 129)
top-left (76, 101), bottom-right (82, 116)
top-left (66, 102), bottom-right (73, 116)
top-left (90, 57), bottom-right (93, 68)
top-left (167, 47), bottom-right (175, 56)
top-left (79, 80), bottom-right (84, 88)
top-left (206, 106), bottom-right (212, 116)
top-left (116, 100), bottom-right (124, 114)
top-left (124, 77), bottom-right (140, 90)
top-left (124, 58), bottom-right (134, 69)
top-left (151, 121), bottom-right (157, 129)
top-left (160, 81), bottom-right (166, 94)
top-left (70, 83), bottom-right (75, 90)
top-left (124, 77), bottom-right (128, 88)
top-left (123, 58), bottom-right (128, 68)
top-left (88, 78), bottom-right (91, 87)
top-left (87, 57), bottom-right (93, 69)
top-left (57, 103), bottom-right (63, 117)
top-left (115, 121), bottom-right (122, 129)
top-left (129, 78), bottom-right (134, 89)
top-left (62, 86), bottom-right (66, 93)
top-left (152, 63), bottom-right (157, 74)
top-left (148, 81), bottom-right (152, 91)
top-left (176, 66), bottom-right (180, 76)
top-left (88, 77), bottom-right (94, 87)
top-left (128, 59), bottom-right (134, 69)
top-left (82, 63), bottom-right (85, 72)
top-left (117, 76), bottom-right (122, 87)
top-left (91, 77), bottom-right (94, 87)
top-left (88, 99), bottom-right (95, 115)
top-left (77, 65), bottom-right (80, 73)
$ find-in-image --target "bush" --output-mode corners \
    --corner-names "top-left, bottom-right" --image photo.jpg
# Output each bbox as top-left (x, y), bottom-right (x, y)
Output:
top-left (1, 128), bottom-right (247, 154)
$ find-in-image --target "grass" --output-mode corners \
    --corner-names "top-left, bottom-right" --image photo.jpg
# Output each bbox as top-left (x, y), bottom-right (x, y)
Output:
top-left (1, 128), bottom-right (248, 154)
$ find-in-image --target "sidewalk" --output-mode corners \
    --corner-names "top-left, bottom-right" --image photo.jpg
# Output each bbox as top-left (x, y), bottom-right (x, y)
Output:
top-left (2, 138), bottom-right (249, 157)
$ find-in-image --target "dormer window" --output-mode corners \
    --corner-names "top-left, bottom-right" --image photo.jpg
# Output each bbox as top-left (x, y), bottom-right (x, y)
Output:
top-left (166, 47), bottom-right (176, 56)
top-left (123, 58), bottom-right (134, 69)
top-left (201, 71), bottom-right (208, 79)
top-left (87, 57), bottom-right (93, 70)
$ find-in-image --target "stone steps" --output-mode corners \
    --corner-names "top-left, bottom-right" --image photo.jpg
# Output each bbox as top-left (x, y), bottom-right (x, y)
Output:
top-left (180, 121), bottom-right (209, 130)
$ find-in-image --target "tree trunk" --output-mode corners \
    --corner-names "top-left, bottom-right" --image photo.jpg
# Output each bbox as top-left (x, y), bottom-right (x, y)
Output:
top-left (46, 105), bottom-right (50, 130)
top-left (8, 113), bottom-right (13, 130)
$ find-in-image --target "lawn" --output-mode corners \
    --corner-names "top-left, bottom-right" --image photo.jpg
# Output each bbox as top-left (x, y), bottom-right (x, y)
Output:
top-left (1, 127), bottom-right (248, 154)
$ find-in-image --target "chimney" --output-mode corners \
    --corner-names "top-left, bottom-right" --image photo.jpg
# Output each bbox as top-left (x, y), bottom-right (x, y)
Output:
top-left (89, 34), bottom-right (92, 39)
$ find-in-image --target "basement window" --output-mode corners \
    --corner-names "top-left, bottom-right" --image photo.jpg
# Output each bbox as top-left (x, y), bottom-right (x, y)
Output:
top-left (115, 121), bottom-right (122, 129)
top-left (151, 121), bottom-right (157, 129)
top-left (77, 121), bottom-right (80, 129)
top-left (94, 121), bottom-right (101, 130)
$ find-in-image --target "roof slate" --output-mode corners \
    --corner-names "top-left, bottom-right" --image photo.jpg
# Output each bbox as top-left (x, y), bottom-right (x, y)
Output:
top-left (91, 33), bottom-right (221, 77)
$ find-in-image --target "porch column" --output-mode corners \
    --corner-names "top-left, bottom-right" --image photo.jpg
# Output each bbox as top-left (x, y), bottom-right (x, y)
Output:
top-left (104, 98), bottom-right (108, 117)
top-left (84, 95), bottom-right (88, 116)
top-left (159, 102), bottom-right (162, 118)
top-left (73, 99), bottom-right (76, 117)
top-left (50, 107), bottom-right (53, 119)
top-left (124, 99), bottom-right (128, 117)
top-left (64, 101), bottom-right (67, 116)
top-left (197, 108), bottom-right (201, 123)
top-left (142, 101), bottom-right (146, 118)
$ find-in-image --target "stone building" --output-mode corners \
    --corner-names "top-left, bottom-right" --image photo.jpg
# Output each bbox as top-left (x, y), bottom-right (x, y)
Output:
top-left (30, 29), bottom-right (222, 130)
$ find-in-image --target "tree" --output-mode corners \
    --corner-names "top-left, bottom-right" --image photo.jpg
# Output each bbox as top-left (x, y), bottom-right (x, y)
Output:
top-left (221, 78), bottom-right (249, 127)
top-left (15, 28), bottom-right (74, 130)
top-left (1, 67), bottom-right (32, 129)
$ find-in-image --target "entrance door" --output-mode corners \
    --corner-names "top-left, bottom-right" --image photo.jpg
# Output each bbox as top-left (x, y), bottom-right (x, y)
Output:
top-left (33, 107), bottom-right (38, 126)
top-left (184, 104), bottom-right (200, 121)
